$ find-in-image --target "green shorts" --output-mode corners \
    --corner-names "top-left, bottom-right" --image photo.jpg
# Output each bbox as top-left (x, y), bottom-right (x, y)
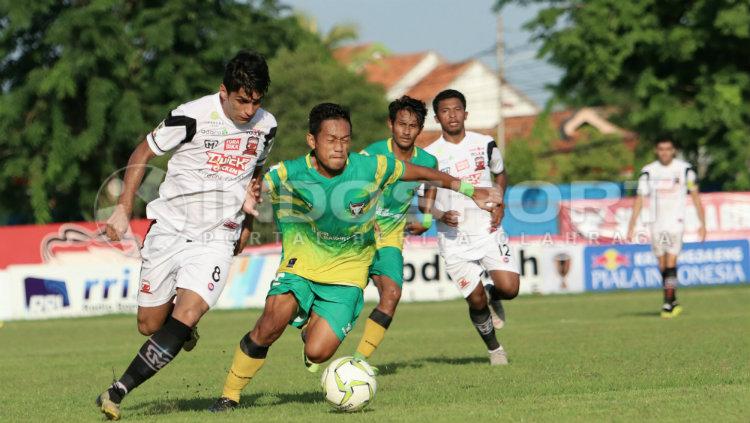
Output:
top-left (369, 246), bottom-right (404, 286)
top-left (267, 272), bottom-right (364, 341)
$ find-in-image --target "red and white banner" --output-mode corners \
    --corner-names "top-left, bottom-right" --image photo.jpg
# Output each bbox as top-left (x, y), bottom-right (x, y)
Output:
top-left (559, 192), bottom-right (750, 243)
top-left (0, 220), bottom-right (153, 269)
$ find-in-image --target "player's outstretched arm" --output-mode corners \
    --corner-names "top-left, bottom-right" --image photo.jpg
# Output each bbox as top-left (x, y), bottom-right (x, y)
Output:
top-left (106, 140), bottom-right (156, 241)
top-left (400, 162), bottom-right (501, 211)
top-left (626, 195), bottom-right (644, 242)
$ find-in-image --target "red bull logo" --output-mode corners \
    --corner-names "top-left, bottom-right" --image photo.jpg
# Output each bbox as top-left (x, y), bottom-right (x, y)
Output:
top-left (592, 248), bottom-right (630, 271)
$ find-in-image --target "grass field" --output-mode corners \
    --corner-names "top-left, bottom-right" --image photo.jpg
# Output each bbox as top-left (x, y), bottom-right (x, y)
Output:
top-left (1, 285), bottom-right (749, 422)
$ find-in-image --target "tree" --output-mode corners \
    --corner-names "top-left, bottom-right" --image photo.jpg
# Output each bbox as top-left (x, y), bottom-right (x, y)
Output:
top-left (0, 0), bottom-right (315, 224)
top-left (495, 0), bottom-right (750, 190)
top-left (550, 128), bottom-right (633, 183)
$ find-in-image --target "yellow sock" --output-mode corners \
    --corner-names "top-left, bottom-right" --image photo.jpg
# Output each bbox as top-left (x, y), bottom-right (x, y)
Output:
top-left (221, 344), bottom-right (266, 402)
top-left (355, 317), bottom-right (388, 359)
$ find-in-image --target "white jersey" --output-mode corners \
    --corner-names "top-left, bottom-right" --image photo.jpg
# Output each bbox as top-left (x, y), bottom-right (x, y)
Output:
top-left (636, 159), bottom-right (697, 231)
top-left (423, 131), bottom-right (505, 258)
top-left (145, 93), bottom-right (276, 241)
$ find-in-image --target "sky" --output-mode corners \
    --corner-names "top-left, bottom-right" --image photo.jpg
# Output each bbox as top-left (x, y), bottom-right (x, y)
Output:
top-left (280, 0), bottom-right (562, 107)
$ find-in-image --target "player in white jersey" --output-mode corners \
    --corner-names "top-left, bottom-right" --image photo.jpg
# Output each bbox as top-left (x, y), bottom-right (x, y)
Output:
top-left (424, 89), bottom-right (520, 365)
top-left (96, 51), bottom-right (275, 420)
top-left (627, 139), bottom-right (706, 318)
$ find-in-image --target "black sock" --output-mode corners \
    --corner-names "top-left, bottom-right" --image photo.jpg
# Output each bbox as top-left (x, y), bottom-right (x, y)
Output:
top-left (662, 267), bottom-right (677, 304)
top-left (469, 306), bottom-right (500, 350)
top-left (112, 316), bottom-right (192, 402)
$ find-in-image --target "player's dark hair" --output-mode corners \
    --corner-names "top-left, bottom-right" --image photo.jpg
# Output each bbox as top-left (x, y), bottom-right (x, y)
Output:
top-left (655, 138), bottom-right (679, 148)
top-left (223, 50), bottom-right (270, 96)
top-left (432, 89), bottom-right (466, 113)
top-left (308, 103), bottom-right (351, 136)
top-left (389, 95), bottom-right (428, 128)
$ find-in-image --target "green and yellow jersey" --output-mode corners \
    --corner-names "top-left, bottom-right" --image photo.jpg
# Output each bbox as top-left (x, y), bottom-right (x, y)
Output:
top-left (361, 138), bottom-right (437, 250)
top-left (264, 152), bottom-right (405, 289)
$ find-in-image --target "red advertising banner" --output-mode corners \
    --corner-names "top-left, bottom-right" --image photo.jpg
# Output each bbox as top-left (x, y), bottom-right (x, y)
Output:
top-left (559, 192), bottom-right (750, 243)
top-left (0, 220), bottom-right (152, 269)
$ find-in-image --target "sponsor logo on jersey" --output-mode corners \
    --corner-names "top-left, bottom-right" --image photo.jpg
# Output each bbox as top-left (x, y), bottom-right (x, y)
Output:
top-left (474, 156), bottom-right (485, 171)
top-left (440, 167), bottom-right (451, 174)
top-left (286, 257), bottom-right (297, 268)
top-left (206, 152), bottom-right (252, 176)
top-left (224, 138), bottom-right (241, 151)
top-left (204, 139), bottom-right (219, 149)
top-left (243, 136), bottom-right (259, 156)
top-left (199, 128), bottom-right (228, 136)
top-left (465, 172), bottom-right (483, 185)
top-left (348, 200), bottom-right (366, 216)
top-left (140, 281), bottom-right (152, 294)
top-left (456, 159), bottom-right (470, 172)
top-left (208, 282), bottom-right (215, 291)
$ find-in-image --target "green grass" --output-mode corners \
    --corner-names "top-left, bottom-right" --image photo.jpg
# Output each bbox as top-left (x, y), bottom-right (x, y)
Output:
top-left (1, 286), bottom-right (749, 422)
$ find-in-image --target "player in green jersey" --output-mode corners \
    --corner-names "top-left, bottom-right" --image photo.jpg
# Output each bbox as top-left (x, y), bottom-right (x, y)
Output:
top-left (211, 103), bottom-right (501, 411)
top-left (353, 96), bottom-right (437, 364)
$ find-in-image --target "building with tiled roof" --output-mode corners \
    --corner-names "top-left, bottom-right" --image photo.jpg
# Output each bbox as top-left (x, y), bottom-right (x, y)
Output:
top-left (334, 45), bottom-right (637, 155)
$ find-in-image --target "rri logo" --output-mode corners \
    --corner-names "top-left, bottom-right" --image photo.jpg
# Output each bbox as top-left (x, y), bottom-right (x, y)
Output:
top-left (24, 277), bottom-right (70, 313)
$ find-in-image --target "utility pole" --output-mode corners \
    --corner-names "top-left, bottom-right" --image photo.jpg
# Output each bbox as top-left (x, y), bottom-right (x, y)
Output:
top-left (495, 13), bottom-right (506, 150)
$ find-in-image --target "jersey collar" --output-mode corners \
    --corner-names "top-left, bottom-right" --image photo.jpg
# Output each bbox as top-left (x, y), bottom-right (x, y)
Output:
top-left (387, 138), bottom-right (418, 160)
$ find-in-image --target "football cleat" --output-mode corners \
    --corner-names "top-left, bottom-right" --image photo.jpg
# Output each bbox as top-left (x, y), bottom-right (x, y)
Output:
top-left (95, 389), bottom-right (121, 420)
top-left (209, 397), bottom-right (238, 413)
top-left (353, 354), bottom-right (379, 375)
top-left (489, 347), bottom-right (509, 366)
top-left (183, 326), bottom-right (200, 352)
top-left (660, 303), bottom-right (683, 319)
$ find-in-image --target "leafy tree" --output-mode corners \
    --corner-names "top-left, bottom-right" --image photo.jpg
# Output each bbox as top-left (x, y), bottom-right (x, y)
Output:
top-left (505, 109), bottom-right (558, 184)
top-left (551, 128), bottom-right (633, 183)
top-left (0, 0), bottom-right (314, 224)
top-left (495, 0), bottom-right (750, 190)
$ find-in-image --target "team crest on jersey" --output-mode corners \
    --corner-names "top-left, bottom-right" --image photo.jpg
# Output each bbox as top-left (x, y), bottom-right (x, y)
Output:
top-left (224, 138), bottom-right (241, 151)
top-left (348, 200), bottom-right (367, 216)
top-left (206, 151), bottom-right (252, 175)
top-left (474, 156), bottom-right (485, 170)
top-left (243, 136), bottom-right (260, 156)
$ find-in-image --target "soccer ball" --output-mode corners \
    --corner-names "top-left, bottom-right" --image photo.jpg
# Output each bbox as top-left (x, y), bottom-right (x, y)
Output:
top-left (321, 356), bottom-right (377, 412)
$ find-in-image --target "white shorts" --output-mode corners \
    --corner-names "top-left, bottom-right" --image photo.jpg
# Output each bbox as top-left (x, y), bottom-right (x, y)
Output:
top-left (651, 230), bottom-right (683, 257)
top-left (138, 231), bottom-right (234, 308)
top-left (442, 237), bottom-right (518, 298)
